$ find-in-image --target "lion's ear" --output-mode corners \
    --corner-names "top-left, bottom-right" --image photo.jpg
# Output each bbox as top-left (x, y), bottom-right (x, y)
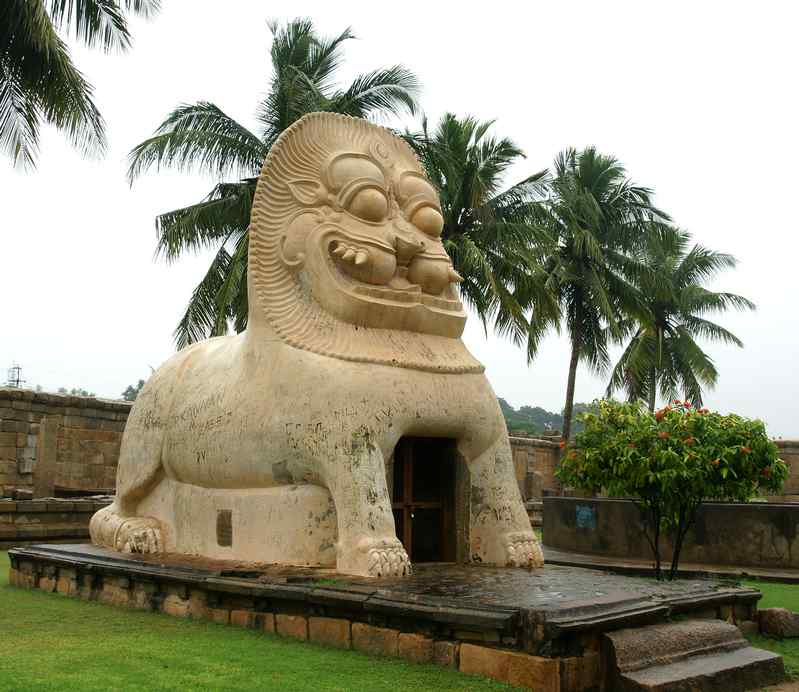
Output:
top-left (286, 179), bottom-right (327, 206)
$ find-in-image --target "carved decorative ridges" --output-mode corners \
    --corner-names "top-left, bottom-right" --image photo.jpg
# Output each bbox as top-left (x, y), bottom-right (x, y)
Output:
top-left (248, 113), bottom-right (483, 374)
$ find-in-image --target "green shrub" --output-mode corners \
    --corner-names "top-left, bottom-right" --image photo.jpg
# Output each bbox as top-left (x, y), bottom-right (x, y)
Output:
top-left (556, 399), bottom-right (787, 579)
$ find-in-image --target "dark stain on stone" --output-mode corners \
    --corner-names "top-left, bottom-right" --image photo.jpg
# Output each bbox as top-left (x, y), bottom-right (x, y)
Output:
top-left (272, 460), bottom-right (294, 484)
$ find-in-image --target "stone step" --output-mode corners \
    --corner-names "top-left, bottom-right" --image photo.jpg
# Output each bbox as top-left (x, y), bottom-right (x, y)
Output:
top-left (604, 619), bottom-right (785, 691)
top-left (621, 646), bottom-right (784, 691)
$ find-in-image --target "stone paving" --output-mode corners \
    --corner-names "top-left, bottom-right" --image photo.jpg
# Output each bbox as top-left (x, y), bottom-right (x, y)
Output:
top-left (343, 562), bottom-right (743, 613)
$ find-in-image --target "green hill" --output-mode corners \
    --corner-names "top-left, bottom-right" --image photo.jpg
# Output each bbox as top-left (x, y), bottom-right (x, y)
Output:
top-left (498, 398), bottom-right (594, 437)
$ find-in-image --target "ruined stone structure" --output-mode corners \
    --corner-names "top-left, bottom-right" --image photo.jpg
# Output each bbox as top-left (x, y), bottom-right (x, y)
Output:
top-left (0, 388), bottom-right (129, 498)
top-left (509, 436), bottom-right (561, 498)
top-left (89, 113), bottom-right (543, 577)
top-left (773, 440), bottom-right (799, 499)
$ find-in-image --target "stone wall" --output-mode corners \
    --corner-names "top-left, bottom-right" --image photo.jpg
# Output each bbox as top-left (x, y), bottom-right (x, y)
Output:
top-left (508, 436), bottom-right (561, 500)
top-left (773, 440), bottom-right (799, 500)
top-left (0, 497), bottom-right (111, 548)
top-left (0, 388), bottom-right (131, 498)
top-left (543, 496), bottom-right (799, 569)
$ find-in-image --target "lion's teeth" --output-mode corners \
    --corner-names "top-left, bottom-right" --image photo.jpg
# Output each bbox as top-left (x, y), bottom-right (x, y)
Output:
top-left (448, 268), bottom-right (464, 283)
top-left (354, 250), bottom-right (369, 266)
top-left (342, 249), bottom-right (356, 262)
top-left (332, 245), bottom-right (347, 257)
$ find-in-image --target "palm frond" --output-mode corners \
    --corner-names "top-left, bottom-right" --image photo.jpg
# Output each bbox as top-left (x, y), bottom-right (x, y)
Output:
top-left (679, 286), bottom-right (756, 315)
top-left (211, 230), bottom-right (248, 335)
top-left (0, 1), bottom-right (106, 168)
top-left (155, 179), bottom-right (255, 262)
top-left (328, 65), bottom-right (420, 119)
top-left (304, 24), bottom-right (353, 92)
top-left (0, 67), bottom-right (40, 169)
top-left (45, 0), bottom-right (132, 52)
top-left (607, 219), bottom-right (750, 406)
top-left (127, 103), bottom-right (265, 181)
top-left (174, 243), bottom-right (233, 350)
top-left (681, 315), bottom-right (745, 347)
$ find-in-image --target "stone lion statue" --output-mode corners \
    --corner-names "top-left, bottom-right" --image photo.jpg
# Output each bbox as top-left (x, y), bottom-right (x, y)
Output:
top-left (90, 113), bottom-right (543, 577)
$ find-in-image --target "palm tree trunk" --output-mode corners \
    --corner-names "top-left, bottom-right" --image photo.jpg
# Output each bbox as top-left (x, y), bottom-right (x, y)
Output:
top-left (648, 368), bottom-right (657, 412)
top-left (562, 336), bottom-right (580, 444)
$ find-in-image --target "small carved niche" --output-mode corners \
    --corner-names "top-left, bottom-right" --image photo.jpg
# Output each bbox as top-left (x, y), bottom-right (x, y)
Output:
top-left (216, 509), bottom-right (233, 547)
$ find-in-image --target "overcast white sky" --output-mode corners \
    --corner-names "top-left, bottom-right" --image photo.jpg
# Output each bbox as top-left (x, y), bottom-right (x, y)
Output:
top-left (1, 1), bottom-right (797, 437)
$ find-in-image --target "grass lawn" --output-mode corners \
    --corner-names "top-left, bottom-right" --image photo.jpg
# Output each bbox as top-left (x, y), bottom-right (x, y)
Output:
top-left (743, 580), bottom-right (799, 611)
top-left (741, 579), bottom-right (799, 680)
top-left (0, 551), bottom-right (516, 692)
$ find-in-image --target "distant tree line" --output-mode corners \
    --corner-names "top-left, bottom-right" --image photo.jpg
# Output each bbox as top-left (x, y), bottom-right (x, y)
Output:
top-left (498, 398), bottom-right (595, 437)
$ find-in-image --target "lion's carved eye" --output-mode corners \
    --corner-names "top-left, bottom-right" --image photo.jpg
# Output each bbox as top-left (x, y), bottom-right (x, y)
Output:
top-left (411, 206), bottom-right (444, 237)
top-left (346, 186), bottom-right (389, 223)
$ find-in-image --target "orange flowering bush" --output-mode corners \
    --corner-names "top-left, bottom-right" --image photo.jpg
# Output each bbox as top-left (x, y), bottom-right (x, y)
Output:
top-left (557, 400), bottom-right (787, 579)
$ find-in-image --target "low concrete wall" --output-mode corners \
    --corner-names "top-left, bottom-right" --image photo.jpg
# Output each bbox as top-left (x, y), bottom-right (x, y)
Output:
top-left (0, 388), bottom-right (131, 498)
top-left (0, 497), bottom-right (112, 548)
top-left (544, 496), bottom-right (799, 570)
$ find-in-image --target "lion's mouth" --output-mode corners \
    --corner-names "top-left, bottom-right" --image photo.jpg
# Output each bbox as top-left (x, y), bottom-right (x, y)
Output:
top-left (325, 231), bottom-right (463, 313)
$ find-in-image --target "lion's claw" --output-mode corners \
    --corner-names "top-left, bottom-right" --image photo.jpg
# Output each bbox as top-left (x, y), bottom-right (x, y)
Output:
top-left (503, 531), bottom-right (544, 568)
top-left (356, 537), bottom-right (411, 578)
top-left (116, 518), bottom-right (163, 554)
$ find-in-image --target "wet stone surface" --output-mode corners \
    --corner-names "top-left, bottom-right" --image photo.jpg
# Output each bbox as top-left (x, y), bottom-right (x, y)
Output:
top-left (343, 563), bottom-right (744, 613)
top-left (14, 544), bottom-right (751, 617)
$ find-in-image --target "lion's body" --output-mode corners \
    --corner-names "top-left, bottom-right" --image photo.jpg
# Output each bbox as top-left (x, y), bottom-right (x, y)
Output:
top-left (122, 330), bottom-right (504, 492)
top-left (90, 113), bottom-right (543, 576)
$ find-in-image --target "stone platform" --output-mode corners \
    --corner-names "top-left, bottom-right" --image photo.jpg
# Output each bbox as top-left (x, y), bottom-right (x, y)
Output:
top-left (7, 544), bottom-right (783, 691)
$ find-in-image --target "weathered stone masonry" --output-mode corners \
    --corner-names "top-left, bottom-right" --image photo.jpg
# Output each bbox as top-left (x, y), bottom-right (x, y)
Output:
top-left (0, 498), bottom-right (110, 549)
top-left (0, 387), bottom-right (131, 498)
top-left (509, 436), bottom-right (561, 499)
top-left (774, 440), bottom-right (799, 501)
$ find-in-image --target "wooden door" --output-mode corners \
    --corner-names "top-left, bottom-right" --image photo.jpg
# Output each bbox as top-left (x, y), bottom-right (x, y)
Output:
top-left (391, 437), bottom-right (456, 563)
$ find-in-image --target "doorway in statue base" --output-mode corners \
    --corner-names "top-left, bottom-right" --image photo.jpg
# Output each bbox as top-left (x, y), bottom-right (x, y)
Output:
top-left (390, 437), bottom-right (459, 564)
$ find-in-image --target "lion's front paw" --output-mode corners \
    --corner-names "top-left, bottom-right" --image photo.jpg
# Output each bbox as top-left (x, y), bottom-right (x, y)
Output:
top-left (116, 517), bottom-right (163, 554)
top-left (366, 538), bottom-right (411, 578)
top-left (339, 537), bottom-right (411, 578)
top-left (503, 531), bottom-right (544, 568)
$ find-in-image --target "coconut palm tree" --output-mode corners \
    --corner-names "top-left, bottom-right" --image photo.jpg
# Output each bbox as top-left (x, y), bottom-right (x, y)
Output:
top-left (1, 0), bottom-right (159, 168)
top-left (535, 147), bottom-right (669, 442)
top-left (127, 18), bottom-right (420, 348)
top-left (405, 114), bottom-right (558, 360)
top-left (606, 224), bottom-right (754, 410)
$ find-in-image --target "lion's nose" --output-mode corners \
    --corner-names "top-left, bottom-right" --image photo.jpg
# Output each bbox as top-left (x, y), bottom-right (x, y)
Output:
top-left (393, 234), bottom-right (425, 266)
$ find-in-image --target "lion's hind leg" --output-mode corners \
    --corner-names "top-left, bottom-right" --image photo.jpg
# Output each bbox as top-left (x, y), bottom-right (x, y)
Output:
top-left (90, 386), bottom-right (169, 554)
